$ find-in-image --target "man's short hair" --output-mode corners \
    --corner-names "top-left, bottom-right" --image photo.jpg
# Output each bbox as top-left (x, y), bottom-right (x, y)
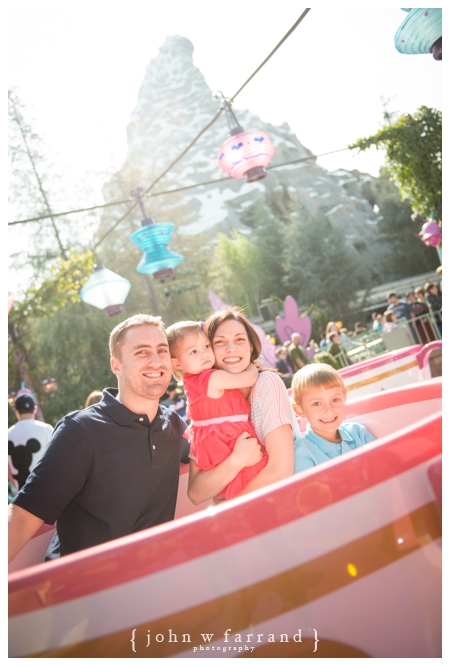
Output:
top-left (291, 363), bottom-right (346, 408)
top-left (386, 292), bottom-right (397, 300)
top-left (14, 394), bottom-right (36, 414)
top-left (109, 314), bottom-right (166, 359)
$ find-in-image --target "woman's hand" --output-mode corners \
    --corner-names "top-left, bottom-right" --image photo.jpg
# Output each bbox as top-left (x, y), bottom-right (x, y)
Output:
top-left (187, 432), bottom-right (263, 505)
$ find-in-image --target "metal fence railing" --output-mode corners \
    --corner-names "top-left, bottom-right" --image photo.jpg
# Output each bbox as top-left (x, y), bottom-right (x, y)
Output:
top-left (320, 309), bottom-right (442, 369)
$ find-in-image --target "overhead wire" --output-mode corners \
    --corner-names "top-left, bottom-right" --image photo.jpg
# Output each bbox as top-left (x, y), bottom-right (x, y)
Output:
top-left (9, 9), bottom-right (313, 246)
top-left (8, 147), bottom-right (350, 226)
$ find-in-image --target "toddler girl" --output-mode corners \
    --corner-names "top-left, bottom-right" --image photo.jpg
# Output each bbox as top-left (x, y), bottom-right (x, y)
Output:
top-left (166, 321), bottom-right (268, 500)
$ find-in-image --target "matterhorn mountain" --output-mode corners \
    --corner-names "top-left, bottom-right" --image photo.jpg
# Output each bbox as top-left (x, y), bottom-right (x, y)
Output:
top-left (102, 35), bottom-right (380, 262)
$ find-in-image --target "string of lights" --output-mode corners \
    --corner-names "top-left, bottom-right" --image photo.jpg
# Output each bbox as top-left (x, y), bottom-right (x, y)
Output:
top-left (9, 8), bottom-right (313, 248)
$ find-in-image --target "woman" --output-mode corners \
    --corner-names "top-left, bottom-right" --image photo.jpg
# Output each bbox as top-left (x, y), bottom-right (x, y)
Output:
top-left (187, 308), bottom-right (300, 504)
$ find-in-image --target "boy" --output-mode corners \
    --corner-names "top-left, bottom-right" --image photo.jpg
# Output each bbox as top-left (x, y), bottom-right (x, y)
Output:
top-left (327, 332), bottom-right (349, 369)
top-left (291, 364), bottom-right (375, 473)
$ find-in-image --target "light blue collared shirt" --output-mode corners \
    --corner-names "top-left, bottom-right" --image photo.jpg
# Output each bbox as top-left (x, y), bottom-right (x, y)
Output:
top-left (294, 421), bottom-right (376, 473)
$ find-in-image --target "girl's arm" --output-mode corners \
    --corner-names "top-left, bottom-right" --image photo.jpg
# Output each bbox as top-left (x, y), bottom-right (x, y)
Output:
top-left (188, 431), bottom-right (263, 505)
top-left (207, 363), bottom-right (259, 398)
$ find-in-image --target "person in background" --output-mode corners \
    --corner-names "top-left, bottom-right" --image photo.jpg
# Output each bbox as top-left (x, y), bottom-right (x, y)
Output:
top-left (283, 340), bottom-right (296, 373)
top-left (325, 322), bottom-right (361, 353)
top-left (8, 395), bottom-right (54, 490)
top-left (161, 380), bottom-right (187, 419)
top-left (383, 311), bottom-right (397, 332)
top-left (288, 333), bottom-right (310, 371)
top-left (386, 292), bottom-right (415, 322)
top-left (327, 332), bottom-right (348, 369)
top-left (84, 390), bottom-right (103, 408)
top-left (414, 287), bottom-right (427, 305)
top-left (435, 265), bottom-right (442, 292)
top-left (292, 364), bottom-right (375, 473)
top-left (274, 347), bottom-right (294, 388)
top-left (424, 282), bottom-right (442, 335)
top-left (386, 292), bottom-right (418, 342)
top-left (405, 291), bottom-right (435, 344)
top-left (372, 313), bottom-right (384, 332)
top-left (354, 322), bottom-right (367, 335)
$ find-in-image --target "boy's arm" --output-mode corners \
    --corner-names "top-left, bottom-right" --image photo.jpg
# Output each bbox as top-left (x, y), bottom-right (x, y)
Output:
top-left (207, 364), bottom-right (259, 398)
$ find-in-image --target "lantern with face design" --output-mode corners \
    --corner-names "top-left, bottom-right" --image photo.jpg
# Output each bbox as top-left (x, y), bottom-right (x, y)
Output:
top-left (215, 93), bottom-right (275, 182)
top-left (217, 130), bottom-right (275, 182)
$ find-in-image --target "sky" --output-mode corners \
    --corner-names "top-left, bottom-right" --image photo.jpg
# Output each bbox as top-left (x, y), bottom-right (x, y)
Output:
top-left (7, 1), bottom-right (442, 221)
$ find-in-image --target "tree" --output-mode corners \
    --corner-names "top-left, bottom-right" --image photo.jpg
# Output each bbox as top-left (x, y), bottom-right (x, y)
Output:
top-left (210, 230), bottom-right (264, 316)
top-left (371, 174), bottom-right (440, 281)
top-left (283, 211), bottom-right (365, 318)
top-left (349, 106), bottom-right (442, 221)
top-left (8, 251), bottom-right (100, 426)
top-left (241, 200), bottom-right (287, 301)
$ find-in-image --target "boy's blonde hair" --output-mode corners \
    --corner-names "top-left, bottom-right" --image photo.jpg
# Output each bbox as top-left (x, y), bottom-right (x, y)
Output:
top-left (165, 321), bottom-right (205, 381)
top-left (291, 363), bottom-right (346, 408)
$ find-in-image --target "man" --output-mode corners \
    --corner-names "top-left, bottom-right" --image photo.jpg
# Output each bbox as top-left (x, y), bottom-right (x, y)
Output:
top-left (288, 333), bottom-right (310, 371)
top-left (386, 292), bottom-right (418, 343)
top-left (8, 394), bottom-right (54, 489)
top-left (386, 292), bottom-right (415, 322)
top-left (9, 314), bottom-right (192, 562)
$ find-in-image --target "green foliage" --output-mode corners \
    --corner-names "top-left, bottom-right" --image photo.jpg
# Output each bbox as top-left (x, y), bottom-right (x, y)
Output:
top-left (210, 230), bottom-right (264, 316)
top-left (374, 199), bottom-right (440, 281)
top-left (283, 211), bottom-right (365, 317)
top-left (349, 106), bottom-right (442, 221)
top-left (243, 200), bottom-right (286, 300)
top-left (9, 251), bottom-right (95, 321)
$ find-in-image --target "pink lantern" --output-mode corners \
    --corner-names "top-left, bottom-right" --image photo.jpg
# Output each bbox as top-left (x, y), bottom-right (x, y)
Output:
top-left (417, 220), bottom-right (442, 247)
top-left (217, 130), bottom-right (275, 182)
top-left (215, 93), bottom-right (275, 182)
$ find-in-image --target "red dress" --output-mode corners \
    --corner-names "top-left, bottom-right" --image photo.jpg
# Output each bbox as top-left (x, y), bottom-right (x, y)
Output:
top-left (184, 368), bottom-right (268, 499)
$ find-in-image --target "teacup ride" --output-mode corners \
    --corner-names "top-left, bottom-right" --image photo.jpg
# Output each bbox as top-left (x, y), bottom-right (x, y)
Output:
top-left (339, 341), bottom-right (442, 401)
top-left (9, 378), bottom-right (441, 658)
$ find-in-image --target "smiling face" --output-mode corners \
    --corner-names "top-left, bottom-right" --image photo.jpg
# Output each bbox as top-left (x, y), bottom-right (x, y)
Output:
top-left (171, 331), bottom-right (215, 376)
top-left (110, 324), bottom-right (172, 413)
top-left (212, 319), bottom-right (253, 374)
top-left (295, 384), bottom-right (347, 443)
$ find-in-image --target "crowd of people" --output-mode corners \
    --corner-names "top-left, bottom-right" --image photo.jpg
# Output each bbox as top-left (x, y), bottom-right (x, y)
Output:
top-left (8, 267), bottom-right (442, 565)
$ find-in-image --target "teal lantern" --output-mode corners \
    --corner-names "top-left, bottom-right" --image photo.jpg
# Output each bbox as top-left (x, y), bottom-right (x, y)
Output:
top-left (129, 221), bottom-right (184, 280)
top-left (395, 9), bottom-right (442, 60)
top-left (129, 187), bottom-right (184, 280)
top-left (80, 264), bottom-right (131, 317)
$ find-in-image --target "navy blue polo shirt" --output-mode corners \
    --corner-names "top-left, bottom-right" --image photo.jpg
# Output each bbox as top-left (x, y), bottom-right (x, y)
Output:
top-left (13, 388), bottom-right (189, 559)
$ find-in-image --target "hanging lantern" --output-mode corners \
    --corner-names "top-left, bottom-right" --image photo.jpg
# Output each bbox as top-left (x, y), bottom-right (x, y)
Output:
top-left (417, 220), bottom-right (442, 247)
top-left (395, 9), bottom-right (442, 60)
top-left (129, 187), bottom-right (184, 280)
top-left (41, 378), bottom-right (58, 394)
top-left (215, 93), bottom-right (275, 182)
top-left (129, 221), bottom-right (184, 279)
top-left (80, 264), bottom-right (131, 317)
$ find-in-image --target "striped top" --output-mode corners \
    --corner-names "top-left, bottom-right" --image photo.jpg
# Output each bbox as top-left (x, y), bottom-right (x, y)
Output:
top-left (249, 371), bottom-right (302, 449)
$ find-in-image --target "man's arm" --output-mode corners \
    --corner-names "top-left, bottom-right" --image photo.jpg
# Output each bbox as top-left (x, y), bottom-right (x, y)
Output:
top-left (8, 503), bottom-right (44, 563)
top-left (188, 432), bottom-right (263, 505)
top-left (236, 423), bottom-right (294, 496)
